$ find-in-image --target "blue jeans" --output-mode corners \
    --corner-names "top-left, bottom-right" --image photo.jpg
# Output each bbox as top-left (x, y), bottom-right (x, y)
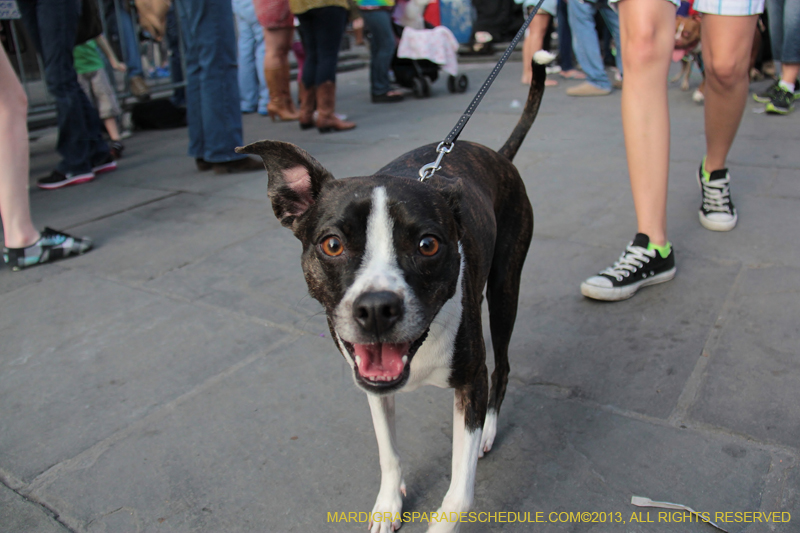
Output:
top-left (166, 5), bottom-right (185, 107)
top-left (567, 0), bottom-right (621, 91)
top-left (556, 0), bottom-right (575, 72)
top-left (118, 7), bottom-right (144, 78)
top-left (767, 0), bottom-right (800, 65)
top-left (361, 9), bottom-right (396, 96)
top-left (175, 0), bottom-right (245, 163)
top-left (233, 0), bottom-right (269, 113)
top-left (298, 6), bottom-right (347, 87)
top-left (18, 0), bottom-right (109, 175)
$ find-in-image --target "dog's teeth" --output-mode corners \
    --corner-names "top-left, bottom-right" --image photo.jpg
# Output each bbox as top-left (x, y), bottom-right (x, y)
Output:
top-left (402, 355), bottom-right (408, 365)
top-left (355, 355), bottom-right (361, 365)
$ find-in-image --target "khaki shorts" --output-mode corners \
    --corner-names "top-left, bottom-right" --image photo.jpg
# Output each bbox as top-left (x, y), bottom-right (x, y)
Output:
top-left (77, 69), bottom-right (121, 120)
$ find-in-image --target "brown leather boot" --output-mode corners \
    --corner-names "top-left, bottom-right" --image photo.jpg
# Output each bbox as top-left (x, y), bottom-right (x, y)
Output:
top-left (315, 81), bottom-right (356, 133)
top-left (265, 67), bottom-right (300, 121)
top-left (298, 80), bottom-right (316, 130)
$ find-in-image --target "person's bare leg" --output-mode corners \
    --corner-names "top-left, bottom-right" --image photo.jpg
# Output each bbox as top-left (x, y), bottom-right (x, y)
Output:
top-left (104, 117), bottom-right (121, 142)
top-left (263, 27), bottom-right (293, 70)
top-left (702, 14), bottom-right (758, 172)
top-left (617, 0), bottom-right (676, 246)
top-left (0, 49), bottom-right (39, 249)
top-left (522, 14), bottom-right (552, 84)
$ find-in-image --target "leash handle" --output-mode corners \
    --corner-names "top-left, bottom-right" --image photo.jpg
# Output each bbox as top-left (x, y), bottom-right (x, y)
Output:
top-left (418, 0), bottom-right (547, 182)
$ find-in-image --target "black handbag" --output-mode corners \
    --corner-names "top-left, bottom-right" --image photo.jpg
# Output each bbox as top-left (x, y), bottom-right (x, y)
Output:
top-left (75, 0), bottom-right (104, 45)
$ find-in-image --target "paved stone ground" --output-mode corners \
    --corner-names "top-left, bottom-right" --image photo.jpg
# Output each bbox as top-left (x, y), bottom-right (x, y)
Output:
top-left (1, 59), bottom-right (798, 533)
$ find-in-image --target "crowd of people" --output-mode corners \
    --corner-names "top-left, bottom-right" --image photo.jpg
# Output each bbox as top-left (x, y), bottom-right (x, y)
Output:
top-left (2, 0), bottom-right (798, 306)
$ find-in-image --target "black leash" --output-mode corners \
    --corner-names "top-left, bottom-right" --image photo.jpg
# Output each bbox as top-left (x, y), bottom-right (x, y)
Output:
top-left (418, 0), bottom-right (547, 181)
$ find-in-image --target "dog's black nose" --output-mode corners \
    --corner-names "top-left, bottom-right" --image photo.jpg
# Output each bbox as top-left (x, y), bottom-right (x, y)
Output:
top-left (353, 291), bottom-right (404, 335)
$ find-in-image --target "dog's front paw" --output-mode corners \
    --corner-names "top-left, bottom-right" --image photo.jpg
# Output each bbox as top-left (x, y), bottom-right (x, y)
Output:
top-left (680, 79), bottom-right (690, 91)
top-left (478, 410), bottom-right (497, 458)
top-left (426, 506), bottom-right (462, 533)
top-left (369, 482), bottom-right (405, 533)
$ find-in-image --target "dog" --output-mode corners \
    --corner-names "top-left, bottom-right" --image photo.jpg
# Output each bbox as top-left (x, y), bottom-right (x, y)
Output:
top-left (671, 15), bottom-right (705, 103)
top-left (236, 62), bottom-right (545, 532)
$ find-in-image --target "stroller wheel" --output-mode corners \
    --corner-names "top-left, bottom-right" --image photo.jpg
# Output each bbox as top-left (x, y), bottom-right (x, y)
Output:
top-left (455, 74), bottom-right (469, 93)
top-left (412, 77), bottom-right (426, 99)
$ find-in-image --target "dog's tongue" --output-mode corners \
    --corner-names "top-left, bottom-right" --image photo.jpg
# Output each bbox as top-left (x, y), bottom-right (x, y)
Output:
top-left (353, 343), bottom-right (409, 379)
top-left (672, 49), bottom-right (687, 62)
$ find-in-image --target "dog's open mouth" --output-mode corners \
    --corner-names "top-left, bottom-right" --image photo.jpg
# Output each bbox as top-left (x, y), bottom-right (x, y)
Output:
top-left (342, 331), bottom-right (428, 391)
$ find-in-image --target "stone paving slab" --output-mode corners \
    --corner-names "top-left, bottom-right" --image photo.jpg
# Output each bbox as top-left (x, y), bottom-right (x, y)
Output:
top-left (144, 228), bottom-right (327, 335)
top-left (510, 237), bottom-right (742, 419)
top-left (690, 265), bottom-right (800, 448)
top-left (60, 192), bottom-right (276, 284)
top-left (0, 484), bottom-right (68, 533)
top-left (24, 332), bottom-right (780, 533)
top-left (0, 269), bottom-right (287, 482)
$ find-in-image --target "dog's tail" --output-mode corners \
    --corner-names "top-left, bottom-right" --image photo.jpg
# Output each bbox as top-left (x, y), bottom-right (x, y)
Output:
top-left (498, 60), bottom-right (546, 162)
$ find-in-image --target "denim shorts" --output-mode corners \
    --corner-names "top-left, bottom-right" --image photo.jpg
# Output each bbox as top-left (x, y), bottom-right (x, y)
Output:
top-left (521, 0), bottom-right (557, 17)
top-left (693, 0), bottom-right (764, 15)
top-left (608, 0), bottom-right (680, 7)
top-left (608, 0), bottom-right (764, 13)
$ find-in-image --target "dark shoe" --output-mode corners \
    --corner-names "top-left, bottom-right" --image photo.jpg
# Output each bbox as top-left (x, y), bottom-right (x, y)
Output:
top-left (129, 75), bottom-right (151, 101)
top-left (4, 227), bottom-right (93, 271)
top-left (211, 156), bottom-right (264, 174)
top-left (110, 141), bottom-right (125, 159)
top-left (371, 92), bottom-right (404, 103)
top-left (37, 170), bottom-right (94, 190)
top-left (753, 80), bottom-right (782, 103)
top-left (697, 161), bottom-right (737, 231)
top-left (765, 84), bottom-right (795, 115)
top-left (92, 153), bottom-right (117, 174)
top-left (580, 233), bottom-right (676, 301)
top-left (196, 158), bottom-right (213, 171)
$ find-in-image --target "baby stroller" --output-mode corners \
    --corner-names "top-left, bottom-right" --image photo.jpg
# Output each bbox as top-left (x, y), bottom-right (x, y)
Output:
top-left (391, 23), bottom-right (469, 98)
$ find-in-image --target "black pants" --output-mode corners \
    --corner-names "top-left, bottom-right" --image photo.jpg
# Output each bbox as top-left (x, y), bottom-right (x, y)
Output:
top-left (297, 5), bottom-right (347, 87)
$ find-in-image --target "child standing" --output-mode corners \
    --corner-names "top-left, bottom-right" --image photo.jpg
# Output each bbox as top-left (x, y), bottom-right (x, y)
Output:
top-left (74, 35), bottom-right (127, 159)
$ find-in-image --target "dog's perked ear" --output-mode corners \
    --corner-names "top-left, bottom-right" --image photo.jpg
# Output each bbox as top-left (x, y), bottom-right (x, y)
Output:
top-left (235, 140), bottom-right (334, 232)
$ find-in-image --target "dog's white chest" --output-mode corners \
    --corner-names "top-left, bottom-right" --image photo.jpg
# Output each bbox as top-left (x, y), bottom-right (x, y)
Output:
top-left (402, 253), bottom-right (465, 392)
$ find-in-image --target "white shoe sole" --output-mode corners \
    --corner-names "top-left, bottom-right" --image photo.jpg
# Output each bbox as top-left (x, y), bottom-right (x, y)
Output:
top-left (580, 267), bottom-right (676, 301)
top-left (698, 211), bottom-right (737, 231)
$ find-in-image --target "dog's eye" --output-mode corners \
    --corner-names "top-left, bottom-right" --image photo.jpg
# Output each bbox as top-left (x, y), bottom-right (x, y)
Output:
top-left (321, 236), bottom-right (344, 257)
top-left (418, 236), bottom-right (440, 257)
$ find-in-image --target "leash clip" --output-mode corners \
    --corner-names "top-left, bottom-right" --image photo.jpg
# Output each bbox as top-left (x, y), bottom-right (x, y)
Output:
top-left (418, 142), bottom-right (453, 182)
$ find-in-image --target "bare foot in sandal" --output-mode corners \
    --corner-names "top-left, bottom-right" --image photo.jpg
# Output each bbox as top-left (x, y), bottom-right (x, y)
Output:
top-left (560, 69), bottom-right (587, 80)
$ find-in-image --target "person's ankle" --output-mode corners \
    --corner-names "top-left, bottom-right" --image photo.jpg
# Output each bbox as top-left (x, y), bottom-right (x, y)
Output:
top-left (4, 227), bottom-right (40, 249)
top-left (702, 155), bottom-right (727, 175)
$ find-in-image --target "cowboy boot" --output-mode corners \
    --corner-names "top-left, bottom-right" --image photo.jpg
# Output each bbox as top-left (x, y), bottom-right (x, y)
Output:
top-left (298, 80), bottom-right (316, 130)
top-left (265, 67), bottom-right (300, 121)
top-left (315, 81), bottom-right (355, 133)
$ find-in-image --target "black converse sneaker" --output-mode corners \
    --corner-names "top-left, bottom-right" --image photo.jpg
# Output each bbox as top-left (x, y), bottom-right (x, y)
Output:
top-left (3, 228), bottom-right (93, 271)
top-left (697, 162), bottom-right (737, 231)
top-left (580, 233), bottom-right (676, 301)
